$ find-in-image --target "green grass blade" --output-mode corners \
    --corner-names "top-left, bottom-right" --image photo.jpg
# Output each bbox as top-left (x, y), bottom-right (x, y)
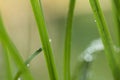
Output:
top-left (30, 0), bottom-right (58, 80)
top-left (89, 0), bottom-right (120, 80)
top-left (0, 15), bottom-right (34, 80)
top-left (63, 0), bottom-right (76, 80)
top-left (14, 48), bottom-right (42, 80)
top-left (111, 0), bottom-right (120, 47)
top-left (1, 43), bottom-right (13, 80)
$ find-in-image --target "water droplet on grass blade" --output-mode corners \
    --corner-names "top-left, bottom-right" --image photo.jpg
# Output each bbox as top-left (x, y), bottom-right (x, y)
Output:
top-left (18, 78), bottom-right (21, 80)
top-left (94, 20), bottom-right (96, 22)
top-left (114, 46), bottom-right (120, 53)
top-left (27, 64), bottom-right (30, 67)
top-left (49, 39), bottom-right (52, 42)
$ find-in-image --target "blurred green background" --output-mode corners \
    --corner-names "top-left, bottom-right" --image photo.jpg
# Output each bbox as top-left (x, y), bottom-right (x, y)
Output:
top-left (0, 0), bottom-right (116, 80)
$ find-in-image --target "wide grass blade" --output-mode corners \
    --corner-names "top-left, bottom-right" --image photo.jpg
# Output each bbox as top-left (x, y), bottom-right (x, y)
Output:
top-left (1, 43), bottom-right (13, 80)
top-left (63, 0), bottom-right (76, 80)
top-left (89, 0), bottom-right (120, 80)
top-left (30, 0), bottom-right (58, 80)
top-left (0, 15), bottom-right (34, 80)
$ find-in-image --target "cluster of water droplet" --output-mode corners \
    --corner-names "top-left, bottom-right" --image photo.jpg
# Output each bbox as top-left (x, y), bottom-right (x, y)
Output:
top-left (78, 38), bottom-right (104, 62)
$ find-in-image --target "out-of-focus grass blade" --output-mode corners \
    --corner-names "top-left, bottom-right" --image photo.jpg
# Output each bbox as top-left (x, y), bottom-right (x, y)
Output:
top-left (72, 61), bottom-right (91, 80)
top-left (0, 15), bottom-right (34, 80)
top-left (111, 0), bottom-right (120, 47)
top-left (89, 0), bottom-right (120, 80)
top-left (63, 0), bottom-right (76, 80)
top-left (0, 43), bottom-right (13, 80)
top-left (111, 0), bottom-right (120, 69)
top-left (30, 0), bottom-right (58, 80)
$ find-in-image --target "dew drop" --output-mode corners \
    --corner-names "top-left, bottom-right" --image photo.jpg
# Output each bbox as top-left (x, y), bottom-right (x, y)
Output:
top-left (94, 20), bottom-right (96, 22)
top-left (49, 39), bottom-right (52, 42)
top-left (27, 64), bottom-right (30, 67)
top-left (18, 78), bottom-right (21, 80)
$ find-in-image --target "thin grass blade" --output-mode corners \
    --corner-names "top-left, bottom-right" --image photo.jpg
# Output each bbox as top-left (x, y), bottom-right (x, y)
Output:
top-left (63, 0), bottom-right (76, 80)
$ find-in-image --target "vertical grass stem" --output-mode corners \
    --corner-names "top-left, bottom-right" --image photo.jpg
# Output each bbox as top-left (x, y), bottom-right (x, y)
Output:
top-left (30, 0), bottom-right (58, 80)
top-left (63, 0), bottom-right (76, 80)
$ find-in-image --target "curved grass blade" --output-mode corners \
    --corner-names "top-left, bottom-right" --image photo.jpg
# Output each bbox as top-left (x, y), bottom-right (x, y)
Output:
top-left (0, 15), bottom-right (34, 80)
top-left (63, 0), bottom-right (76, 80)
top-left (89, 0), bottom-right (120, 80)
top-left (25, 48), bottom-right (42, 65)
top-left (30, 0), bottom-right (58, 80)
top-left (14, 48), bottom-right (42, 80)
top-left (1, 43), bottom-right (13, 80)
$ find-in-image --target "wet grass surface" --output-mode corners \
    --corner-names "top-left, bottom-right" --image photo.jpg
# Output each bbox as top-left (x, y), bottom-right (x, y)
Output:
top-left (0, 12), bottom-right (115, 80)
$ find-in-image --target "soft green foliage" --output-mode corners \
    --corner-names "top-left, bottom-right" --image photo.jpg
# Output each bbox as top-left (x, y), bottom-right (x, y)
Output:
top-left (30, 0), bottom-right (58, 80)
top-left (0, 15), bottom-right (34, 80)
top-left (63, 0), bottom-right (76, 80)
top-left (89, 0), bottom-right (120, 80)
